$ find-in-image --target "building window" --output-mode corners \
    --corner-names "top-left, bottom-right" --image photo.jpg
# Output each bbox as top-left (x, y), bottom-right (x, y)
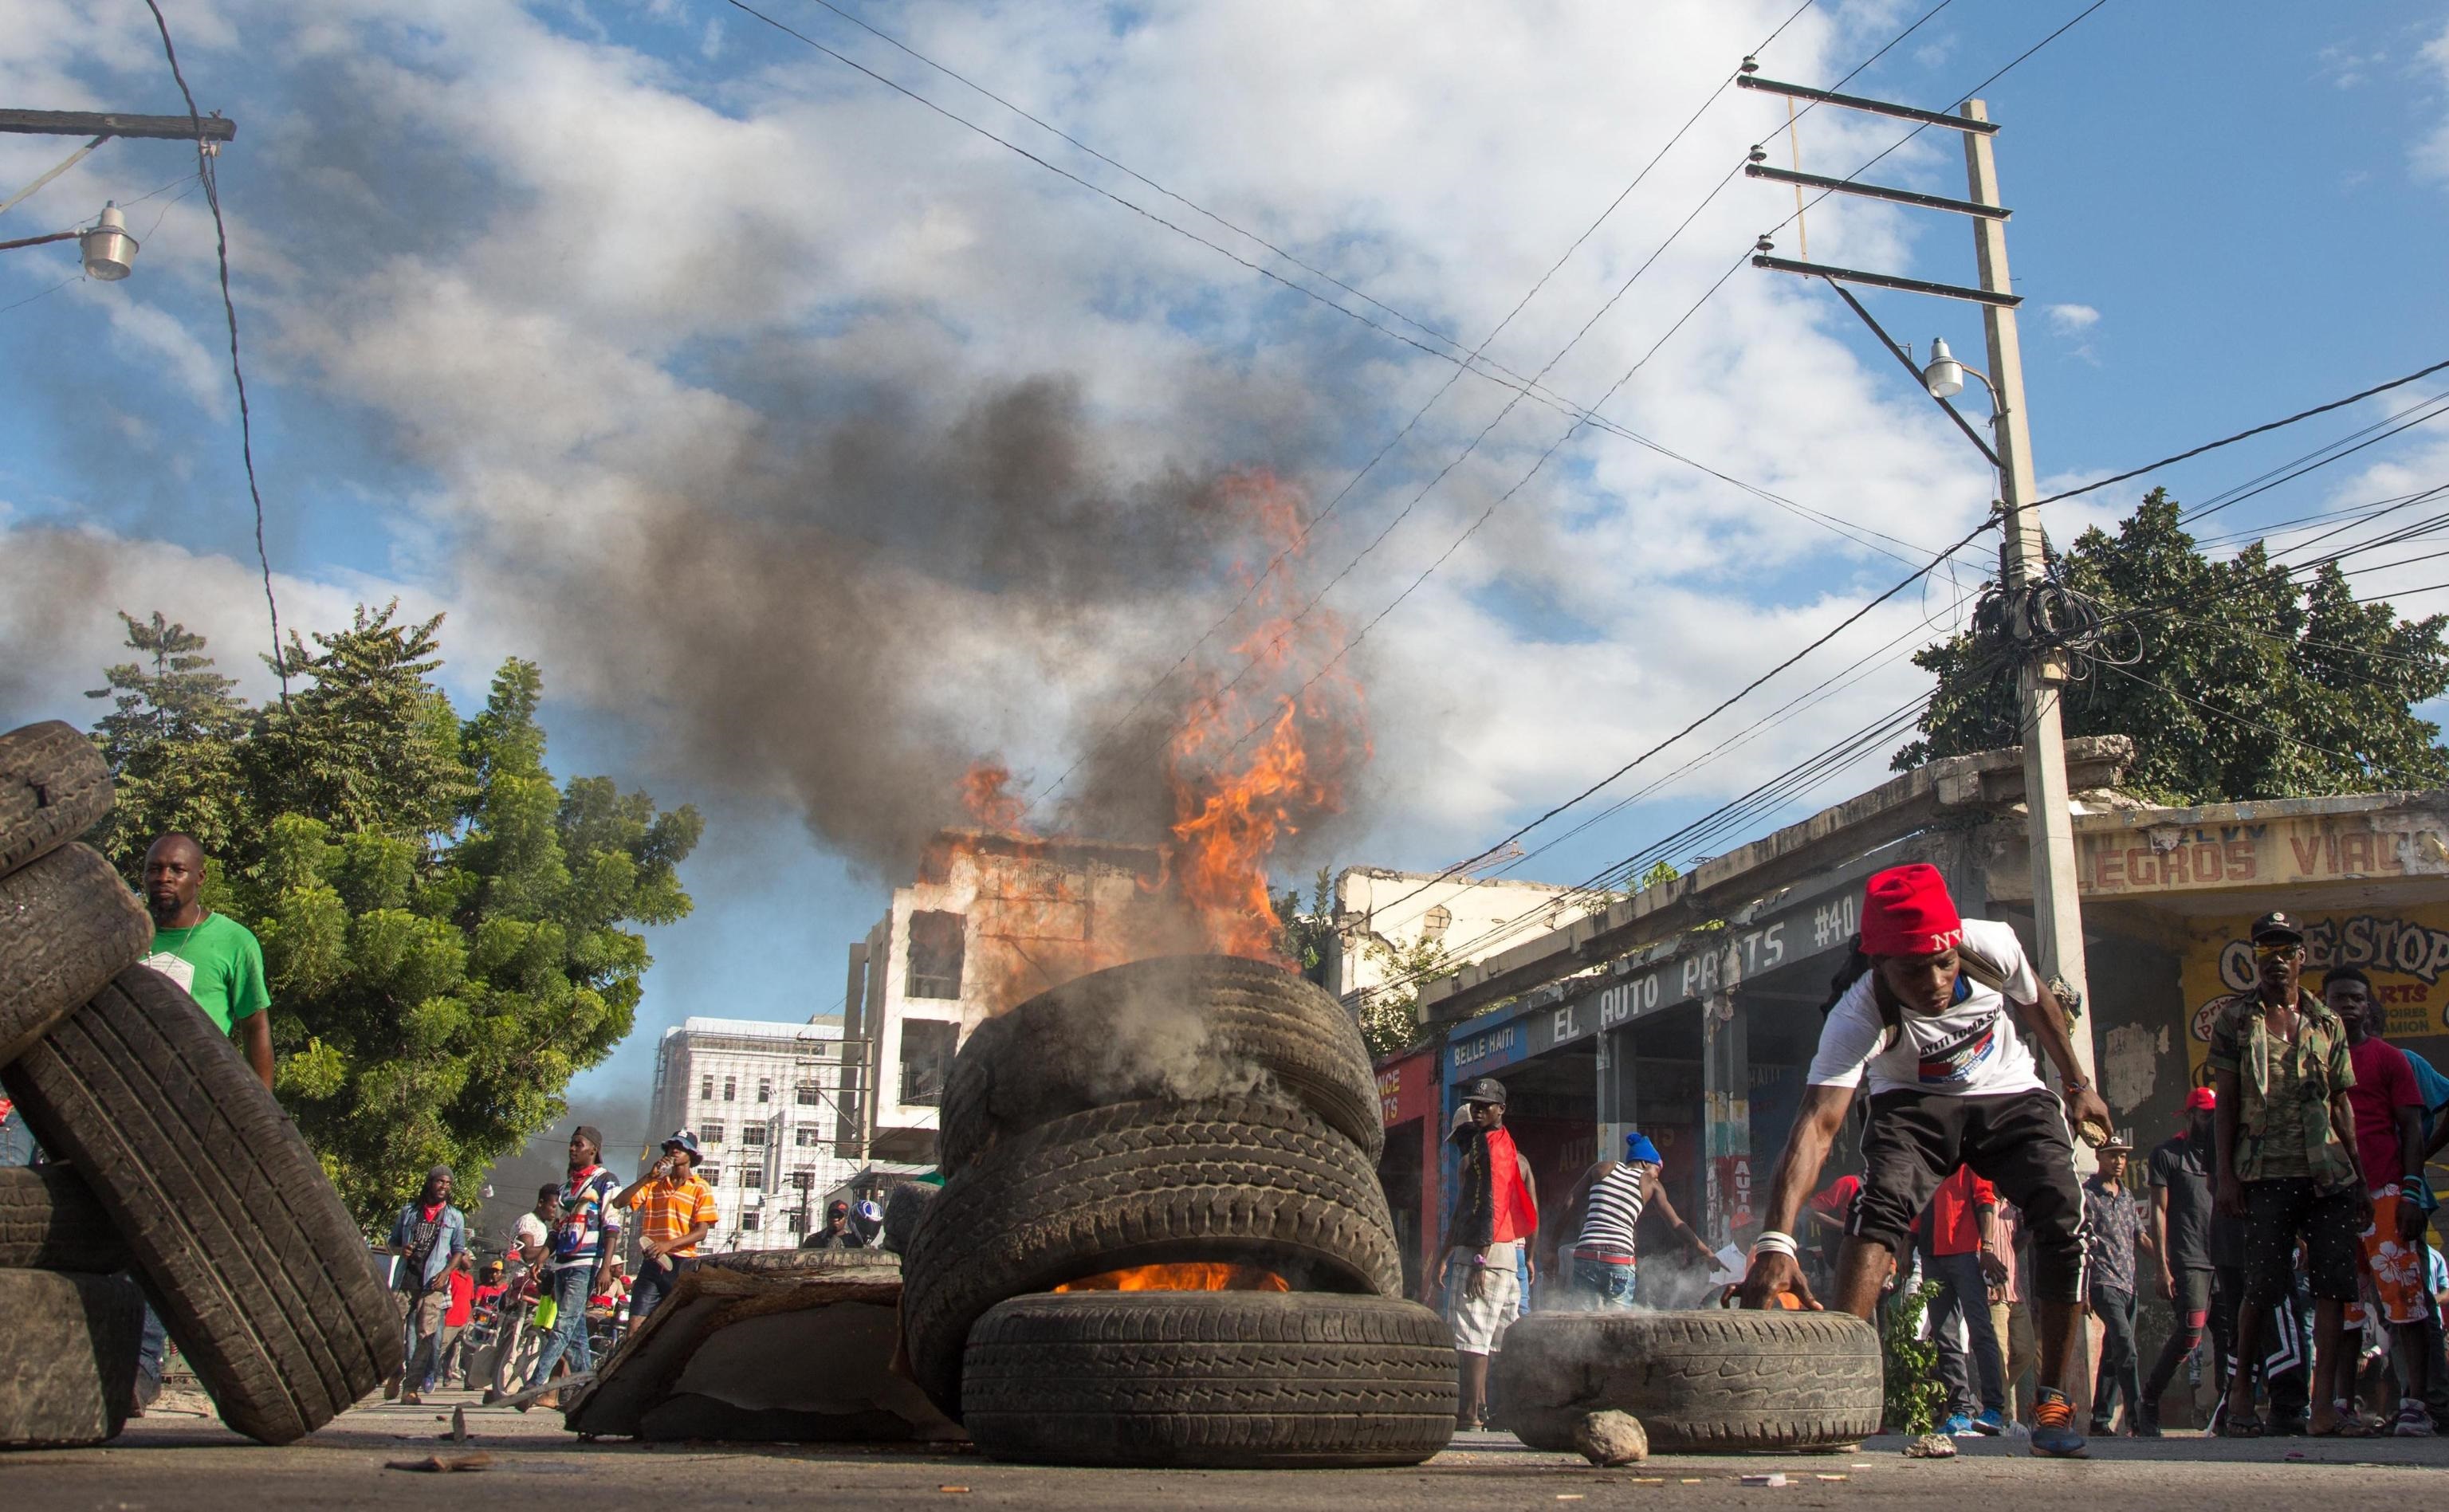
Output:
top-left (701, 1165), bottom-right (721, 1184)
top-left (757, 1078), bottom-right (772, 1104)
top-left (723, 1076), bottom-right (736, 1102)
top-left (742, 1210), bottom-right (761, 1231)
top-left (743, 1125), bottom-right (767, 1147)
top-left (788, 1210), bottom-right (808, 1235)
top-left (700, 1074), bottom-right (713, 1100)
top-left (744, 1168), bottom-right (763, 1189)
top-left (702, 1121), bottom-right (725, 1144)
top-left (795, 1126), bottom-right (820, 1148)
top-left (791, 1170), bottom-right (816, 1191)
top-left (796, 1080), bottom-right (820, 1106)
top-left (1422, 904), bottom-right (1452, 941)
top-left (899, 1019), bottom-right (959, 1106)
top-left (906, 909), bottom-right (966, 999)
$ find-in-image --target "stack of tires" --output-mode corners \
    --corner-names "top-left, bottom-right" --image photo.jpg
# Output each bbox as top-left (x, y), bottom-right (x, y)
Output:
top-left (898, 955), bottom-right (1456, 1468)
top-left (0, 721), bottom-right (401, 1446)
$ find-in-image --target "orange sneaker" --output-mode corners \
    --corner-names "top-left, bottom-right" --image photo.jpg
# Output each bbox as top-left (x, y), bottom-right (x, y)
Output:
top-left (2030, 1388), bottom-right (2087, 1458)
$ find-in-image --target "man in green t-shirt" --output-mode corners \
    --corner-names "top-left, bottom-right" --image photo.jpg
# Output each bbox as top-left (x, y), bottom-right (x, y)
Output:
top-left (139, 832), bottom-right (274, 1091)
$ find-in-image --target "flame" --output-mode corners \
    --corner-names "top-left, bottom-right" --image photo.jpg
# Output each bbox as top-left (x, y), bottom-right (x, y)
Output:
top-left (935, 469), bottom-right (1369, 1009)
top-left (959, 763), bottom-right (1028, 831)
top-left (1054, 1263), bottom-right (1291, 1293)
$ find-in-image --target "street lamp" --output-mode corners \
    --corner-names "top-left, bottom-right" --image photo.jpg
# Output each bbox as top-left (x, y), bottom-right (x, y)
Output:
top-left (78, 202), bottom-right (137, 281)
top-left (1922, 336), bottom-right (1966, 399)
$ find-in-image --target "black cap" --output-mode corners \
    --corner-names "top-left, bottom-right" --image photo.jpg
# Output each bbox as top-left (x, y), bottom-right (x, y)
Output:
top-left (829, 1200), bottom-right (849, 1215)
top-left (2250, 911), bottom-right (2305, 945)
top-left (1463, 1076), bottom-right (1508, 1107)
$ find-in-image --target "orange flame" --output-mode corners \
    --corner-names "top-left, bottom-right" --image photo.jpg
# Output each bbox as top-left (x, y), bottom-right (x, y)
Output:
top-left (958, 762), bottom-right (1028, 831)
top-left (1053, 1263), bottom-right (1290, 1293)
top-left (936, 469), bottom-right (1369, 1007)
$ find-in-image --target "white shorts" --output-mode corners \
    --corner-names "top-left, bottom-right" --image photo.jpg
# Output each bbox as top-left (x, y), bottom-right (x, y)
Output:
top-left (1445, 1240), bottom-right (1521, 1353)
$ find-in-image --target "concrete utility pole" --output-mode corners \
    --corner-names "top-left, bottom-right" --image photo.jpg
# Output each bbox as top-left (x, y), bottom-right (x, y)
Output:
top-left (1961, 99), bottom-right (2095, 1090)
top-left (1742, 73), bottom-right (2097, 1094)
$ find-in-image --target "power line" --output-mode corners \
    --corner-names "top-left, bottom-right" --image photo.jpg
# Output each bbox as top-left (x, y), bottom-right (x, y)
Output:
top-left (141, 0), bottom-right (285, 702)
top-left (2034, 355), bottom-right (2449, 509)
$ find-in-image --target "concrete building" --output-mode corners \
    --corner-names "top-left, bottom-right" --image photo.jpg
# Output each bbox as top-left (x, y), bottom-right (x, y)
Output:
top-left (1323, 866), bottom-right (1597, 1006)
top-left (1383, 735), bottom-right (2449, 1338)
top-left (838, 829), bottom-right (1167, 1165)
top-left (644, 1015), bottom-right (864, 1249)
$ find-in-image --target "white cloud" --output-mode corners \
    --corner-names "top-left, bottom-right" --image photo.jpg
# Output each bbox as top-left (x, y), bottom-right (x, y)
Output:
top-left (2045, 303), bottom-right (2101, 334)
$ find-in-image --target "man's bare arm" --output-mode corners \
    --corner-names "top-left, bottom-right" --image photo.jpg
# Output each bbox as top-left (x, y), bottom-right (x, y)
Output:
top-left (2011, 981), bottom-right (2111, 1136)
top-left (1735, 1082), bottom-right (1855, 1308)
top-left (238, 1013), bottom-right (275, 1093)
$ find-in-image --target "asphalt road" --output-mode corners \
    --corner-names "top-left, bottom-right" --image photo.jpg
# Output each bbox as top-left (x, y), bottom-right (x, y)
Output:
top-left (10, 1392), bottom-right (2447, 1509)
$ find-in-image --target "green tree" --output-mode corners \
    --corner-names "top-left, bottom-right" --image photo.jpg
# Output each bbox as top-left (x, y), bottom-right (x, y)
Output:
top-left (1356, 926), bottom-right (1456, 1061)
top-left (84, 607), bottom-right (701, 1227)
top-left (85, 611), bottom-right (252, 866)
top-left (1897, 489), bottom-right (2449, 802)
top-left (1272, 868), bottom-right (1338, 987)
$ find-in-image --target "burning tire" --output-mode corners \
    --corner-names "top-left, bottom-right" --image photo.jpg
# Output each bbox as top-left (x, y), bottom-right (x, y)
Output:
top-left (2, 967), bottom-right (403, 1444)
top-left (1492, 1310), bottom-right (1883, 1452)
top-left (0, 1165), bottom-right (127, 1273)
top-left (937, 955), bottom-right (1384, 1172)
top-left (962, 1290), bottom-right (1456, 1467)
top-left (0, 720), bottom-right (114, 878)
top-left (900, 1093), bottom-right (1403, 1417)
top-left (0, 843), bottom-right (155, 1064)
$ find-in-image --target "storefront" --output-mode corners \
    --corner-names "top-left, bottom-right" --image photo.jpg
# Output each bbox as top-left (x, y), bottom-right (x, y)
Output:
top-left (1374, 1047), bottom-right (1440, 1298)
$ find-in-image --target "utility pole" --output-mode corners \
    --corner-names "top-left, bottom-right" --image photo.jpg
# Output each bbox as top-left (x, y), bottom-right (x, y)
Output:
top-left (1742, 73), bottom-right (2096, 1090)
top-left (1961, 98), bottom-right (2095, 1090)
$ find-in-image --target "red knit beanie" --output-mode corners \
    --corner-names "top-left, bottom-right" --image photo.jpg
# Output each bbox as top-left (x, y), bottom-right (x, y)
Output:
top-left (1860, 863), bottom-right (1964, 956)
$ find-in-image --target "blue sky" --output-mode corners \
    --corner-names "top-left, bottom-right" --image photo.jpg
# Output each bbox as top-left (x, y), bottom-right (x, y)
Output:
top-left (6, 1), bottom-right (2449, 1127)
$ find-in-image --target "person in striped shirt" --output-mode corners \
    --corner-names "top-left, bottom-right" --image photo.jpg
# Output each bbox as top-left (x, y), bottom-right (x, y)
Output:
top-left (1558, 1131), bottom-right (1714, 1309)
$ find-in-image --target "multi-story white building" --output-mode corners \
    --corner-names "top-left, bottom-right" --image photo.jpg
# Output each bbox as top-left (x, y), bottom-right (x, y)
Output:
top-left (1325, 866), bottom-right (1598, 1006)
top-left (643, 1015), bottom-right (864, 1250)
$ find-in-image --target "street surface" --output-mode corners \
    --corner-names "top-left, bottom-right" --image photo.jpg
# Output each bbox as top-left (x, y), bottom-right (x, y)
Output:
top-left (8, 1391), bottom-right (2448, 1509)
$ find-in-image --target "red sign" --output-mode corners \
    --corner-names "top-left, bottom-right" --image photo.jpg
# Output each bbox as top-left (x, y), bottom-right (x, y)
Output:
top-left (1375, 1051), bottom-right (1436, 1128)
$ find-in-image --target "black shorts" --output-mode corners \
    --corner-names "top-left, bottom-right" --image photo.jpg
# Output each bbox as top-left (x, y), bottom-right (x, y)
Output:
top-left (2239, 1178), bottom-right (2361, 1305)
top-left (1851, 1086), bottom-right (2088, 1303)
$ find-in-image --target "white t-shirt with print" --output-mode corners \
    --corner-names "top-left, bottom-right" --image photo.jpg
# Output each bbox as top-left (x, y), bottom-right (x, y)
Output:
top-left (513, 1213), bottom-right (548, 1251)
top-left (1805, 918), bottom-right (2043, 1098)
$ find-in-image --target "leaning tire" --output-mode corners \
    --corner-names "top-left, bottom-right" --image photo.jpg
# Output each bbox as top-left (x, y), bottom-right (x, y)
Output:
top-left (902, 1094), bottom-right (1402, 1418)
top-left (0, 721), bottom-right (113, 879)
top-left (0, 842), bottom-right (155, 1065)
top-left (2, 967), bottom-right (403, 1444)
top-left (1493, 1310), bottom-right (1883, 1452)
top-left (937, 956), bottom-right (1384, 1172)
top-left (963, 1290), bottom-right (1456, 1467)
top-left (0, 1269), bottom-right (144, 1447)
top-left (0, 1164), bottom-right (128, 1273)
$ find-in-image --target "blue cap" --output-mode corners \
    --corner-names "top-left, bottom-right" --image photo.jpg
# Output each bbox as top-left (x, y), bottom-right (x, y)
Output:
top-left (1624, 1132), bottom-right (1662, 1165)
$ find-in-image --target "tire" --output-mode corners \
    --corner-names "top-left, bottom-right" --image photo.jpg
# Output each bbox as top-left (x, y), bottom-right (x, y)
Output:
top-left (0, 1164), bottom-right (128, 1273)
top-left (937, 956), bottom-right (1383, 1172)
top-left (1, 967), bottom-right (403, 1444)
top-left (1492, 1309), bottom-right (1883, 1452)
top-left (695, 1247), bottom-right (899, 1278)
top-left (0, 721), bottom-right (112, 880)
top-left (963, 1290), bottom-right (1456, 1467)
top-left (902, 1094), bottom-right (1403, 1418)
top-left (0, 842), bottom-right (155, 1065)
top-left (0, 1268), bottom-right (144, 1447)
top-left (881, 1180), bottom-right (934, 1255)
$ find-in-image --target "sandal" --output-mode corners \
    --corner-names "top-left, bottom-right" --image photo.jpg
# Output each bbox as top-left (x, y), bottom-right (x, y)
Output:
top-left (2216, 1409), bottom-right (2266, 1438)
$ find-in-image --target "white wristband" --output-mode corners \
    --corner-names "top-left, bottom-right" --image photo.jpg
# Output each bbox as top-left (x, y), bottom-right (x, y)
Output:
top-left (1750, 1230), bottom-right (1798, 1260)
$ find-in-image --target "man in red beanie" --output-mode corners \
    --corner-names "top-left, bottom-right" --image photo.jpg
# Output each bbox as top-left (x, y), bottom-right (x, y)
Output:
top-left (1736, 862), bottom-right (2110, 1458)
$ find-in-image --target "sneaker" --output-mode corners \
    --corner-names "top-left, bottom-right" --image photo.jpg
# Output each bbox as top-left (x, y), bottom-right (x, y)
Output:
top-left (2133, 1408), bottom-right (2162, 1439)
top-left (1942, 1412), bottom-right (1975, 1437)
top-left (2030, 1389), bottom-right (2088, 1458)
top-left (1971, 1408), bottom-right (2007, 1435)
top-left (2395, 1400), bottom-right (2435, 1438)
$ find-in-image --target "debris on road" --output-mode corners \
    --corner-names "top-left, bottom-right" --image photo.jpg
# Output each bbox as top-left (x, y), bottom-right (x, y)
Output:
top-left (1906, 1433), bottom-right (1959, 1458)
top-left (1572, 1409), bottom-right (1648, 1465)
top-left (384, 1451), bottom-right (494, 1472)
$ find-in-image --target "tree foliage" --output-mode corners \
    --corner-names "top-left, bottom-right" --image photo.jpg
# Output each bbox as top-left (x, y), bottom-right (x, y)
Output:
top-left (87, 605), bottom-right (701, 1227)
top-left (1897, 490), bottom-right (2449, 803)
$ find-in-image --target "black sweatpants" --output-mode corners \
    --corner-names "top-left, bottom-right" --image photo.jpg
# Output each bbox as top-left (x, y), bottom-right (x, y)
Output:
top-left (2090, 1286), bottom-right (2141, 1429)
top-left (1851, 1088), bottom-right (2088, 1303)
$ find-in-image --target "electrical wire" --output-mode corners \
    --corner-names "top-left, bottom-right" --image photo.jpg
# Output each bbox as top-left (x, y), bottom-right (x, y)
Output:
top-left (2035, 355), bottom-right (2449, 509)
top-left (142, 0), bottom-right (285, 702)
